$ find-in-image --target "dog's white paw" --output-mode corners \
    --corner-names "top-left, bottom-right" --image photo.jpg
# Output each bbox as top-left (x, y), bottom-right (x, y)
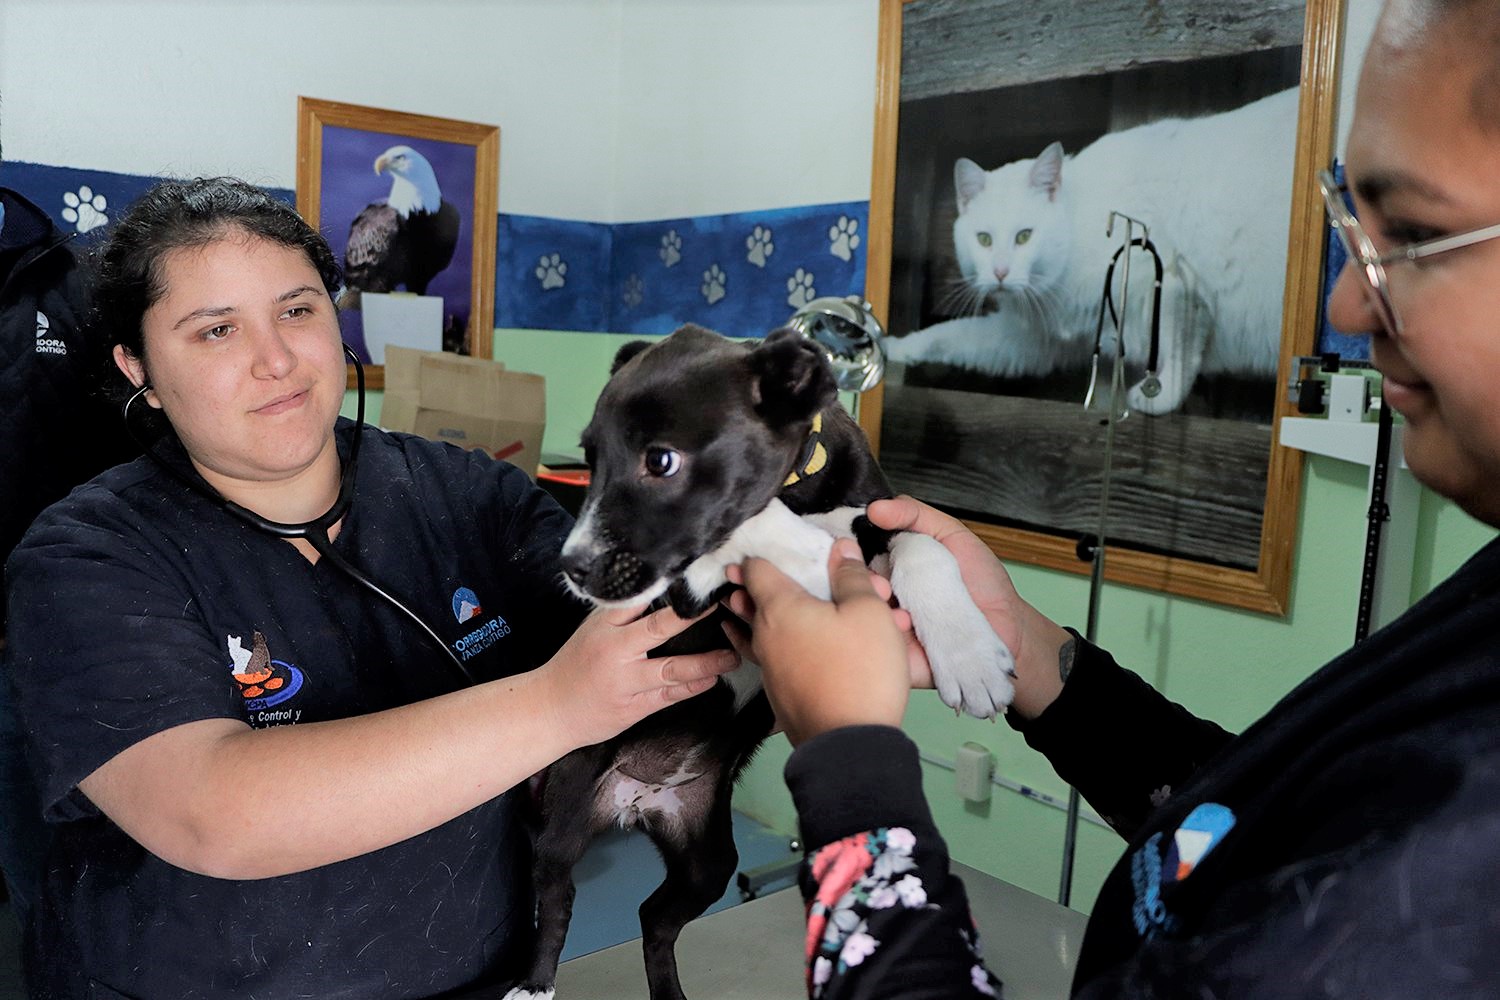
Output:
top-left (918, 603), bottom-right (1016, 719)
top-left (502, 988), bottom-right (555, 1000)
top-left (887, 532), bottom-right (1016, 719)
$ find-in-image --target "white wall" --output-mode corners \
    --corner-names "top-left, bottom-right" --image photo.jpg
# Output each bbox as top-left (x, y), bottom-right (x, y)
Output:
top-left (1337, 0), bottom-right (1382, 156)
top-left (0, 0), bottom-right (625, 219)
top-left (0, 0), bottom-right (878, 221)
top-left (611, 0), bottom-right (879, 220)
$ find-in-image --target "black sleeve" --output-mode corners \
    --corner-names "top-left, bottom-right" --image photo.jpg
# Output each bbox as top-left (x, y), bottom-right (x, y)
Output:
top-left (785, 726), bottom-right (1003, 999)
top-left (1007, 632), bottom-right (1234, 838)
top-left (4, 497), bottom-right (239, 821)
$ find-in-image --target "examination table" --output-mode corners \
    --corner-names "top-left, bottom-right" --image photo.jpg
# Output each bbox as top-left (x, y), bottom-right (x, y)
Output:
top-left (554, 861), bottom-right (1087, 998)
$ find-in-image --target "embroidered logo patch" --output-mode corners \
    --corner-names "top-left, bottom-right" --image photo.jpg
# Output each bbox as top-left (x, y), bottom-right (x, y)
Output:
top-left (1165, 803), bottom-right (1236, 883)
top-left (34, 311), bottom-right (66, 356)
top-left (452, 587), bottom-right (483, 623)
top-left (228, 631), bottom-right (304, 721)
top-left (1130, 802), bottom-right (1236, 939)
top-left (449, 587), bottom-right (511, 661)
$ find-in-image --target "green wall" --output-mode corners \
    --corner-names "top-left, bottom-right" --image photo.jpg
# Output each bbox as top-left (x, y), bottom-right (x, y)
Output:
top-left (346, 329), bottom-right (1498, 912)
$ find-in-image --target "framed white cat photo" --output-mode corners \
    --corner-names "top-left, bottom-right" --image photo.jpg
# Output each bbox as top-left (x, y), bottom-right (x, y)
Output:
top-left (861, 0), bottom-right (1343, 615)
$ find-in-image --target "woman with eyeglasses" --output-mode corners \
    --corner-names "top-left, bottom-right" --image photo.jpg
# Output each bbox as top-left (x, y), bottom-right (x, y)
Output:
top-left (726, 0), bottom-right (1500, 996)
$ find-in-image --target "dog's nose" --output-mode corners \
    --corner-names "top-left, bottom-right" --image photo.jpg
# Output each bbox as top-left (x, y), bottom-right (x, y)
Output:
top-left (560, 550), bottom-right (592, 589)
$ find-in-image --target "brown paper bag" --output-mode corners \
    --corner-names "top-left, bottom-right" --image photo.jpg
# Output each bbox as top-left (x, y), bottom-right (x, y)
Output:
top-left (381, 346), bottom-right (546, 479)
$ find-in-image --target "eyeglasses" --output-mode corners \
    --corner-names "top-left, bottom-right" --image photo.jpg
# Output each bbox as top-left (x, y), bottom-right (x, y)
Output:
top-left (1319, 168), bottom-right (1500, 335)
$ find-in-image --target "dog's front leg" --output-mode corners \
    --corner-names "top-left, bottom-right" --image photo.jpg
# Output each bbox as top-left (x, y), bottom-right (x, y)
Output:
top-left (681, 498), bottom-right (837, 603)
top-left (502, 757), bottom-right (605, 1000)
top-left (887, 532), bottom-right (1017, 719)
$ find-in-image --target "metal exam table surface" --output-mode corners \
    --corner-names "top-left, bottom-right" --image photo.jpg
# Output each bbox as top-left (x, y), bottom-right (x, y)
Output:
top-left (556, 861), bottom-right (1088, 998)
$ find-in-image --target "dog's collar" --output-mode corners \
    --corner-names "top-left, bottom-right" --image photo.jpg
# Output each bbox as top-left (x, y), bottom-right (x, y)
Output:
top-left (783, 412), bottom-right (828, 487)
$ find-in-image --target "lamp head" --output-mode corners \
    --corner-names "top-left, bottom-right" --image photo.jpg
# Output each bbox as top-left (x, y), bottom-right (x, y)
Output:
top-left (784, 295), bottom-right (886, 393)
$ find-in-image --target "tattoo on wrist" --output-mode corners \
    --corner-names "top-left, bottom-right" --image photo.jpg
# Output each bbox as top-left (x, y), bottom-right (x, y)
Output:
top-left (1058, 637), bottom-right (1078, 684)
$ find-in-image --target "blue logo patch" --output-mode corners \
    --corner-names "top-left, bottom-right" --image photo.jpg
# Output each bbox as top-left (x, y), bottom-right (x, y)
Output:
top-left (452, 587), bottom-right (483, 623)
top-left (1164, 803), bottom-right (1236, 885)
top-left (1130, 802), bottom-right (1236, 939)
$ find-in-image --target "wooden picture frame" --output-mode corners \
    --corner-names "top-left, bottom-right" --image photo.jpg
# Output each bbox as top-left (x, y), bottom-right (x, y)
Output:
top-left (296, 97), bottom-right (499, 390)
top-left (860, 0), bottom-right (1343, 614)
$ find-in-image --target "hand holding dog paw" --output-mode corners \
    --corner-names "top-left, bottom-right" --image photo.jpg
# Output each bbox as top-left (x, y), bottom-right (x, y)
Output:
top-left (868, 495), bottom-right (1073, 721)
top-left (539, 604), bottom-right (739, 748)
top-left (738, 539), bottom-right (911, 746)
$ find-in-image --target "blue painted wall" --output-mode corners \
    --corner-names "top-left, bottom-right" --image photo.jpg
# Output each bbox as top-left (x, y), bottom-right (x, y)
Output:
top-left (7, 160), bottom-right (864, 338)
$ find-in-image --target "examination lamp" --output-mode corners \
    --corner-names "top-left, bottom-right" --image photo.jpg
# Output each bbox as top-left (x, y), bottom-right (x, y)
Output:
top-left (785, 294), bottom-right (886, 393)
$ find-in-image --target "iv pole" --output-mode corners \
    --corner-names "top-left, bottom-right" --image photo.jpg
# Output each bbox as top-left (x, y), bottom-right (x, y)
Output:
top-left (1060, 211), bottom-right (1150, 907)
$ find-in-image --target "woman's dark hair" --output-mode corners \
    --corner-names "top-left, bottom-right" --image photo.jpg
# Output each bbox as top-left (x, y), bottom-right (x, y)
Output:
top-left (95, 176), bottom-right (343, 368)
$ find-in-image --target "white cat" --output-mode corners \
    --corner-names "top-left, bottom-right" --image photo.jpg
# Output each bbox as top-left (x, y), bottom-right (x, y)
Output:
top-left (885, 87), bottom-right (1298, 415)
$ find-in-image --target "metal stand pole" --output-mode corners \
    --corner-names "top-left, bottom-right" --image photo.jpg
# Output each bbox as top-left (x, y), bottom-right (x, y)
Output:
top-left (1354, 399), bottom-right (1395, 643)
top-left (1060, 211), bottom-right (1149, 907)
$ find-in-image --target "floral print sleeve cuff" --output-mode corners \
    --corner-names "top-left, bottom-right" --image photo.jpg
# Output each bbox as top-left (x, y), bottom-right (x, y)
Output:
top-left (786, 726), bottom-right (1003, 999)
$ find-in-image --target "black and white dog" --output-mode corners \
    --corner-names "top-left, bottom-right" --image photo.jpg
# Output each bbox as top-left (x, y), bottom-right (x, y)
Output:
top-left (502, 324), bottom-right (1015, 1000)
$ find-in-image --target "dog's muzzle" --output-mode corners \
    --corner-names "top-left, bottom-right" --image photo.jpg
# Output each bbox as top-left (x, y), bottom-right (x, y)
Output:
top-left (562, 550), bottom-right (648, 600)
top-left (559, 525), bottom-right (663, 603)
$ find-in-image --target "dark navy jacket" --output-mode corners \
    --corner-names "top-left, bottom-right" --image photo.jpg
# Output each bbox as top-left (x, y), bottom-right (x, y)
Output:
top-left (787, 535), bottom-right (1500, 998)
top-left (0, 187), bottom-right (135, 614)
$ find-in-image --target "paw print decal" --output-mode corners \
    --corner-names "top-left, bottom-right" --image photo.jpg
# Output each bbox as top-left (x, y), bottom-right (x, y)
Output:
top-left (534, 253), bottom-right (568, 290)
top-left (659, 229), bottom-right (683, 268)
top-left (61, 186), bottom-right (109, 233)
top-left (701, 264), bottom-right (727, 305)
top-left (786, 267), bottom-right (816, 309)
top-left (745, 225), bottom-right (774, 268)
top-left (622, 273), bottom-right (644, 309)
top-left (829, 215), bottom-right (861, 262)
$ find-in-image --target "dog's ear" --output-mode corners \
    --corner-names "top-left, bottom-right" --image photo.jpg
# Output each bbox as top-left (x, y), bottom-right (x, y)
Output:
top-left (750, 328), bottom-right (838, 427)
top-left (611, 340), bottom-right (654, 376)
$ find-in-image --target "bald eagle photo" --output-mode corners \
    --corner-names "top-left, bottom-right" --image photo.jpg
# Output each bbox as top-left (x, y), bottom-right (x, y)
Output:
top-left (341, 144), bottom-right (461, 308)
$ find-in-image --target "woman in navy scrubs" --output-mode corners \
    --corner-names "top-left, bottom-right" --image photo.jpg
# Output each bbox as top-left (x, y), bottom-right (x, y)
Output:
top-left (3, 176), bottom-right (737, 998)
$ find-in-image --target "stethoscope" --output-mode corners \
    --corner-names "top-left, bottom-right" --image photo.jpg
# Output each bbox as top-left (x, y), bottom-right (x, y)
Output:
top-left (1085, 233), bottom-right (1164, 414)
top-left (123, 343), bottom-right (477, 685)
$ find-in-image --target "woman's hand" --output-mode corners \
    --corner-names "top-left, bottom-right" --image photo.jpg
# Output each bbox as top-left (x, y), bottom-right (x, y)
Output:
top-left (732, 539), bottom-right (911, 746)
top-left (537, 604), bottom-right (741, 748)
top-left (867, 496), bottom-right (1072, 720)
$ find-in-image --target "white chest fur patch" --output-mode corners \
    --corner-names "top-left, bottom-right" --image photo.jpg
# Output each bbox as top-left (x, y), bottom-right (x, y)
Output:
top-left (721, 658), bottom-right (764, 713)
top-left (501, 989), bottom-right (554, 1000)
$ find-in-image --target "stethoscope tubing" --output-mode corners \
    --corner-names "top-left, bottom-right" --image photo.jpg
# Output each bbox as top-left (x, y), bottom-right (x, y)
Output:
top-left (1092, 236), bottom-right (1164, 375)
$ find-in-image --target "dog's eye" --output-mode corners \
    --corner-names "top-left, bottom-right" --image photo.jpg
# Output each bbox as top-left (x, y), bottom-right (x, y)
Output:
top-left (644, 447), bottom-right (682, 478)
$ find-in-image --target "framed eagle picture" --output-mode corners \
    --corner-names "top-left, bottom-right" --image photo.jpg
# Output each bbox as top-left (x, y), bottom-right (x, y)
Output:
top-left (296, 97), bottom-right (499, 389)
